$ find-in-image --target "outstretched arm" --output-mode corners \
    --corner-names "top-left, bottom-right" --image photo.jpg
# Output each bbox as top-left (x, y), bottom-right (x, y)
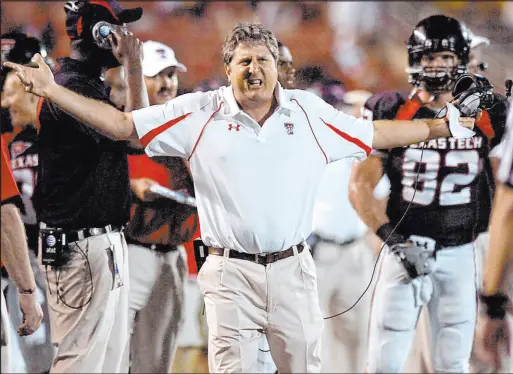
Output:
top-left (372, 115), bottom-right (474, 149)
top-left (4, 54), bottom-right (138, 142)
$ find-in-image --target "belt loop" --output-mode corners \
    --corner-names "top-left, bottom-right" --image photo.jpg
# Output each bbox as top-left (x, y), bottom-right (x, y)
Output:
top-left (223, 248), bottom-right (230, 258)
top-left (292, 245), bottom-right (298, 256)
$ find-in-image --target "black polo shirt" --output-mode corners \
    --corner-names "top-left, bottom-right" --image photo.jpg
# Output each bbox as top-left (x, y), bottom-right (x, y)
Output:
top-left (34, 57), bottom-right (130, 230)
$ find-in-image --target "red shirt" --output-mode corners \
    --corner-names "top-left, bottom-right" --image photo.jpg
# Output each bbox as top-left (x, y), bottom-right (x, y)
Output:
top-left (125, 153), bottom-right (199, 246)
top-left (1, 136), bottom-right (20, 203)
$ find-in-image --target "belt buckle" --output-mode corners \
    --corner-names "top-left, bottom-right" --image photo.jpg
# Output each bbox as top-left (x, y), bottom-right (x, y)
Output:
top-left (255, 253), bottom-right (268, 265)
top-left (89, 227), bottom-right (101, 236)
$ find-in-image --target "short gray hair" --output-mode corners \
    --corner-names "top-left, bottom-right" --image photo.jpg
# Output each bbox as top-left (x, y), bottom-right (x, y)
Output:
top-left (222, 23), bottom-right (279, 66)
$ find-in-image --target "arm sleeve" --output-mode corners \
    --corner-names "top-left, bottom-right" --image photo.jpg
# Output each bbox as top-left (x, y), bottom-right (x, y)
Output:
top-left (302, 92), bottom-right (373, 162)
top-left (132, 92), bottom-right (214, 158)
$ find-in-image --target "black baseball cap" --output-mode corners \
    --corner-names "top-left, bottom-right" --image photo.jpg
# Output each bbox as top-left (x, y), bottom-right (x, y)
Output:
top-left (65, 0), bottom-right (143, 40)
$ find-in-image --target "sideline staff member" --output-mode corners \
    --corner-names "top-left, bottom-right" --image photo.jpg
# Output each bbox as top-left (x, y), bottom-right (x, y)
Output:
top-left (5, 22), bottom-right (476, 374)
top-left (1, 137), bottom-right (43, 373)
top-left (31, 0), bottom-right (146, 372)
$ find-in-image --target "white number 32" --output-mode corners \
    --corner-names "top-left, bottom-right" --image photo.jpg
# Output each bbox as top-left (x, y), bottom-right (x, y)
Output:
top-left (402, 149), bottom-right (479, 206)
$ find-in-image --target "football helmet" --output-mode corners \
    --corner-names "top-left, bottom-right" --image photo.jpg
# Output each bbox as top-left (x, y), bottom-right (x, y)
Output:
top-left (406, 15), bottom-right (470, 94)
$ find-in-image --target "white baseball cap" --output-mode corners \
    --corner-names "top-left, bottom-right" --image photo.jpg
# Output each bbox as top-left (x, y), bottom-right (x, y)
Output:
top-left (142, 40), bottom-right (187, 77)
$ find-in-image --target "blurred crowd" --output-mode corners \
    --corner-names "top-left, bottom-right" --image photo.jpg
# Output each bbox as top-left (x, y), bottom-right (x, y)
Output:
top-left (1, 2), bottom-right (512, 374)
top-left (2, 1), bottom-right (513, 95)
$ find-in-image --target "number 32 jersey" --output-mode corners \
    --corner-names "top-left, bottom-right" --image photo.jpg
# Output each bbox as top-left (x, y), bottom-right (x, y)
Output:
top-left (363, 91), bottom-right (509, 246)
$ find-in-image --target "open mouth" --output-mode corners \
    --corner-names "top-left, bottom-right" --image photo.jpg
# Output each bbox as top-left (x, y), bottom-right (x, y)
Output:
top-left (247, 79), bottom-right (263, 88)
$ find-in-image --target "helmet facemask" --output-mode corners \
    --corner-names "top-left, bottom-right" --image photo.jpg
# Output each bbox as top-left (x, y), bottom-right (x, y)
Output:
top-left (407, 51), bottom-right (468, 94)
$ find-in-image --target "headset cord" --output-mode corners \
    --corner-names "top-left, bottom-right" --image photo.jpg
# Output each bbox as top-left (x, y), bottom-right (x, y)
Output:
top-left (322, 94), bottom-right (484, 320)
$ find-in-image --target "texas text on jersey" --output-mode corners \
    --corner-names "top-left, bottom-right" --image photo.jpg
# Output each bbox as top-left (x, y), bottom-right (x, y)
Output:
top-left (8, 126), bottom-right (39, 250)
top-left (363, 90), bottom-right (509, 246)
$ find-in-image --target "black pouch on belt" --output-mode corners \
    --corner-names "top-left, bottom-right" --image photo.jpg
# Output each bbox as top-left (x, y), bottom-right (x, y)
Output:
top-left (40, 228), bottom-right (71, 268)
top-left (193, 238), bottom-right (208, 272)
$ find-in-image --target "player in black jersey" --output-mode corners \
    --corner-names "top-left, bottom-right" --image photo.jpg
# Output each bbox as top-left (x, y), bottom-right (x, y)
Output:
top-left (349, 15), bottom-right (509, 373)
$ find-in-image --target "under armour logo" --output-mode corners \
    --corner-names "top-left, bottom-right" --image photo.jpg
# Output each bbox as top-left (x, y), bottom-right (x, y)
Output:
top-left (284, 123), bottom-right (294, 135)
top-left (228, 124), bottom-right (240, 131)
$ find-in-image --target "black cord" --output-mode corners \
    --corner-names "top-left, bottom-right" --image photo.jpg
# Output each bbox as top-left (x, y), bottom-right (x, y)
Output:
top-left (55, 242), bottom-right (94, 309)
top-left (322, 101), bottom-right (464, 320)
top-left (256, 97), bottom-right (481, 352)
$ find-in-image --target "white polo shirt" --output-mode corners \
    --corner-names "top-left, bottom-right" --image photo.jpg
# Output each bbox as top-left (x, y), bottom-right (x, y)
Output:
top-left (132, 83), bottom-right (374, 253)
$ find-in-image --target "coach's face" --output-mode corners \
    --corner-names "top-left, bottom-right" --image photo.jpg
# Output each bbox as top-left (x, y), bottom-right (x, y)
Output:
top-left (225, 42), bottom-right (277, 106)
top-left (2, 71), bottom-right (38, 128)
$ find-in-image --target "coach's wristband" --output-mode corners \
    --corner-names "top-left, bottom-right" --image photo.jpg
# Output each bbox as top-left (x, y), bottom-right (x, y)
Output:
top-left (479, 292), bottom-right (509, 320)
top-left (376, 222), bottom-right (406, 247)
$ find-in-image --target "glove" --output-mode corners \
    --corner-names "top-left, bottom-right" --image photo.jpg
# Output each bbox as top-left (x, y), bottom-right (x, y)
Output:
top-left (376, 223), bottom-right (437, 279)
top-left (389, 241), bottom-right (436, 279)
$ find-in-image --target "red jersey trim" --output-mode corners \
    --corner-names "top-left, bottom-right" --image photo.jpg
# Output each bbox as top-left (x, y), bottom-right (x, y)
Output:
top-left (140, 112), bottom-right (192, 148)
top-left (395, 99), bottom-right (422, 121)
top-left (188, 102), bottom-right (223, 161)
top-left (36, 97), bottom-right (44, 129)
top-left (475, 110), bottom-right (494, 140)
top-left (291, 99), bottom-right (328, 164)
top-left (321, 119), bottom-right (372, 156)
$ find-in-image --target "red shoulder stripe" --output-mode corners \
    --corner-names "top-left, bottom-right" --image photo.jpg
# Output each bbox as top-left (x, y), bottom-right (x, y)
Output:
top-left (140, 112), bottom-right (192, 148)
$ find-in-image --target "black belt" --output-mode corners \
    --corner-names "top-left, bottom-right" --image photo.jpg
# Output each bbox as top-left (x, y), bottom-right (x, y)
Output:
top-left (66, 224), bottom-right (124, 243)
top-left (40, 224), bottom-right (124, 243)
top-left (208, 243), bottom-right (307, 266)
top-left (125, 237), bottom-right (178, 253)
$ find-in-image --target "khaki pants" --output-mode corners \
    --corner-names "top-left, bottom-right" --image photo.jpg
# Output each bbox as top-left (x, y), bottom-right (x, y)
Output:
top-left (125, 243), bottom-right (187, 373)
top-left (42, 231), bottom-right (129, 373)
top-left (197, 246), bottom-right (323, 373)
top-left (314, 236), bottom-right (376, 373)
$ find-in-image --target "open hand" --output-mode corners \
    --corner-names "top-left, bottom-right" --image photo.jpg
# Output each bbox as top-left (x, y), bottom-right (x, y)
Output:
top-left (3, 54), bottom-right (55, 98)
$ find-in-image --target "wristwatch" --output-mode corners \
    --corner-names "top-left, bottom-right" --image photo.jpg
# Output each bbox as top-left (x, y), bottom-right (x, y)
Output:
top-left (19, 287), bottom-right (35, 295)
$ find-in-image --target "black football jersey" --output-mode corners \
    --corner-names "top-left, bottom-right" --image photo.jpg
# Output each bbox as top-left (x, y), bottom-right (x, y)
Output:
top-left (8, 126), bottom-right (39, 249)
top-left (363, 91), bottom-right (508, 246)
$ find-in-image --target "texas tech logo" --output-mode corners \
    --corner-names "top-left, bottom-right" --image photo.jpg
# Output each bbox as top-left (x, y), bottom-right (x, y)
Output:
top-left (228, 124), bottom-right (240, 131)
top-left (156, 48), bottom-right (167, 60)
top-left (284, 123), bottom-right (294, 135)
